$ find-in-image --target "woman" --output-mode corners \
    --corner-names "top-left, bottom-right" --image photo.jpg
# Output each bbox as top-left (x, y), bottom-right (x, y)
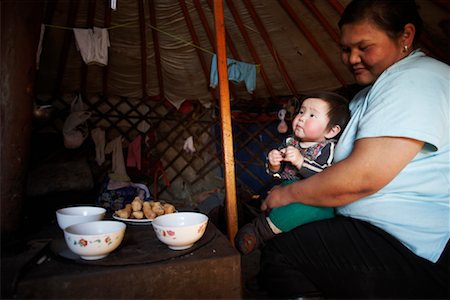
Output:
top-left (259, 0), bottom-right (449, 298)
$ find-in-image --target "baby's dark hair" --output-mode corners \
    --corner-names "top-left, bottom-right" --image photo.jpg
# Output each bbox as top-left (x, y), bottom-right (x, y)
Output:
top-left (300, 91), bottom-right (351, 135)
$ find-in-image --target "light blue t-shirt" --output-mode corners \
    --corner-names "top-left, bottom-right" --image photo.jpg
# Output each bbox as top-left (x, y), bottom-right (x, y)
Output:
top-left (334, 50), bottom-right (450, 263)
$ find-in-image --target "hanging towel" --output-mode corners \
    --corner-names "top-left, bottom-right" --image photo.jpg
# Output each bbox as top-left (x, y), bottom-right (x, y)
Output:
top-left (73, 27), bottom-right (110, 66)
top-left (91, 128), bottom-right (106, 166)
top-left (105, 136), bottom-right (130, 182)
top-left (183, 136), bottom-right (196, 153)
top-left (209, 54), bottom-right (256, 93)
top-left (127, 135), bottom-right (142, 170)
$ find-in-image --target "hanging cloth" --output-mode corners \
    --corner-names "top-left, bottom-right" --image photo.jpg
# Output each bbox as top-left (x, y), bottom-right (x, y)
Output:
top-left (105, 136), bottom-right (130, 182)
top-left (91, 127), bottom-right (106, 166)
top-left (73, 27), bottom-right (110, 66)
top-left (183, 136), bottom-right (196, 153)
top-left (209, 54), bottom-right (256, 93)
top-left (127, 135), bottom-right (142, 170)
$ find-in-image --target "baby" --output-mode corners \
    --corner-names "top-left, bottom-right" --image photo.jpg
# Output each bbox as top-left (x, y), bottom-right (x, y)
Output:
top-left (235, 91), bottom-right (350, 254)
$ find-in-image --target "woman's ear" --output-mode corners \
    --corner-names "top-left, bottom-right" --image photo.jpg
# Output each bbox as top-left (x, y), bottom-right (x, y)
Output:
top-left (402, 23), bottom-right (416, 47)
top-left (325, 125), bottom-right (341, 139)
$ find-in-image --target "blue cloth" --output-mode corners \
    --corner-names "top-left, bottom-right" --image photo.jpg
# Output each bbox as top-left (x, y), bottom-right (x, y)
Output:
top-left (209, 54), bottom-right (256, 93)
top-left (334, 50), bottom-right (450, 263)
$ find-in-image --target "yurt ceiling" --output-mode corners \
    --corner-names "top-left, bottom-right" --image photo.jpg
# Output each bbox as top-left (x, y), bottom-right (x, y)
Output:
top-left (36, 0), bottom-right (450, 107)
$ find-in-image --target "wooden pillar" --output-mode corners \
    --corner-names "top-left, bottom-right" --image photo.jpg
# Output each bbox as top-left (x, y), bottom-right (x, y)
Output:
top-left (213, 0), bottom-right (238, 245)
top-left (0, 0), bottom-right (44, 240)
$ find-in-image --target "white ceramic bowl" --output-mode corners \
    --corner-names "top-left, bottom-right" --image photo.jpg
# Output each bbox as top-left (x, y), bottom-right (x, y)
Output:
top-left (63, 221), bottom-right (126, 260)
top-left (152, 212), bottom-right (208, 250)
top-left (56, 206), bottom-right (106, 229)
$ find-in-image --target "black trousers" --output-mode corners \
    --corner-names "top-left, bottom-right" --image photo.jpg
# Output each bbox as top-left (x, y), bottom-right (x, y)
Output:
top-left (259, 216), bottom-right (449, 299)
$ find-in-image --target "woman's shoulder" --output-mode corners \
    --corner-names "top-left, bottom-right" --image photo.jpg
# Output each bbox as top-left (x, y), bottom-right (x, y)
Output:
top-left (372, 50), bottom-right (449, 94)
top-left (391, 50), bottom-right (450, 76)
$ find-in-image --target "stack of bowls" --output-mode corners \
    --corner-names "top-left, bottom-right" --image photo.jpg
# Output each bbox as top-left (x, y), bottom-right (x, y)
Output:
top-left (56, 206), bottom-right (126, 260)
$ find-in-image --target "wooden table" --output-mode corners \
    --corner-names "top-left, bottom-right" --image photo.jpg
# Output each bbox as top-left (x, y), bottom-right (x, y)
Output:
top-left (14, 220), bottom-right (242, 299)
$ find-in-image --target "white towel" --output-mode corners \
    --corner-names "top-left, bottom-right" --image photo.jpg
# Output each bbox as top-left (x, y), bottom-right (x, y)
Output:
top-left (183, 136), bottom-right (196, 153)
top-left (73, 27), bottom-right (110, 66)
top-left (91, 128), bottom-right (105, 166)
top-left (105, 136), bottom-right (130, 182)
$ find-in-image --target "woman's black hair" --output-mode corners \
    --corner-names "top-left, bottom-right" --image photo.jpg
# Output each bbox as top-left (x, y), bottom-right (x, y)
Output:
top-left (338, 0), bottom-right (423, 45)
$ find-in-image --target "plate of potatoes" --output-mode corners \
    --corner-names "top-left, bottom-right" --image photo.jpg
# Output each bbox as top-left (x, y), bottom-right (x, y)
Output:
top-left (113, 197), bottom-right (177, 225)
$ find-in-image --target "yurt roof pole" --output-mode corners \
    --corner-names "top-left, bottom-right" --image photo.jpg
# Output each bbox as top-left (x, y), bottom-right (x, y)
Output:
top-left (213, 0), bottom-right (238, 246)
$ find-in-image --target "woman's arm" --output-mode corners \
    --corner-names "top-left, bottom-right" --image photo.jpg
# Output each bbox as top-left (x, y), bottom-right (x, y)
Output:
top-left (261, 136), bottom-right (424, 210)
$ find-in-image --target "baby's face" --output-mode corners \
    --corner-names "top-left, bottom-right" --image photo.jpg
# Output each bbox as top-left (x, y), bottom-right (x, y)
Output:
top-left (292, 98), bottom-right (331, 142)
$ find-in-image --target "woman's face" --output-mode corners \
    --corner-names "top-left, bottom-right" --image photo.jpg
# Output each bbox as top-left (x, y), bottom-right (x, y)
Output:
top-left (340, 19), bottom-right (405, 86)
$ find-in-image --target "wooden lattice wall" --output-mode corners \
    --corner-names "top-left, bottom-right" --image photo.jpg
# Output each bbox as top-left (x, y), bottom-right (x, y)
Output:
top-left (36, 93), bottom-right (285, 207)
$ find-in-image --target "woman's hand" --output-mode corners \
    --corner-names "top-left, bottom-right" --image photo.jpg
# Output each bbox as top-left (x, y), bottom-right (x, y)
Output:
top-left (283, 146), bottom-right (304, 169)
top-left (261, 185), bottom-right (288, 211)
top-left (261, 183), bottom-right (300, 211)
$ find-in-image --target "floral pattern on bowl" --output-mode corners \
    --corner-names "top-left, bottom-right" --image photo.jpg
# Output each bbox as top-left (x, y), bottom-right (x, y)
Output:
top-left (155, 224), bottom-right (206, 240)
top-left (154, 228), bottom-right (176, 239)
top-left (63, 221), bottom-right (126, 260)
top-left (67, 235), bottom-right (117, 248)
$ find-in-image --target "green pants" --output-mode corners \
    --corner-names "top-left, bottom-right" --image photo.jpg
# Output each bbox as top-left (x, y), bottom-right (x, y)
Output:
top-left (268, 180), bottom-right (334, 232)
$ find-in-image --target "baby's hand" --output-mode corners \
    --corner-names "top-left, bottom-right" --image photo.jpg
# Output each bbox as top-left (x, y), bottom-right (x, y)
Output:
top-left (283, 146), bottom-right (304, 169)
top-left (268, 149), bottom-right (284, 167)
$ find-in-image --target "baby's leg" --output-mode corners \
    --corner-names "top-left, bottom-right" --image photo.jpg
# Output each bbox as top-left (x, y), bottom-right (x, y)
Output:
top-left (268, 203), bottom-right (334, 233)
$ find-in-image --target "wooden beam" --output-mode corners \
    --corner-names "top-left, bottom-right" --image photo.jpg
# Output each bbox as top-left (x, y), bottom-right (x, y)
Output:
top-left (243, 0), bottom-right (298, 97)
top-left (226, 0), bottom-right (277, 99)
top-left (179, 0), bottom-right (216, 101)
top-left (326, 0), bottom-right (345, 15)
top-left (213, 0), bottom-right (238, 245)
top-left (193, 0), bottom-right (216, 52)
top-left (192, 0), bottom-right (240, 101)
top-left (102, 0), bottom-right (111, 96)
top-left (279, 0), bottom-right (347, 86)
top-left (148, 0), bottom-right (165, 100)
top-left (303, 0), bottom-right (340, 44)
top-left (138, 0), bottom-right (148, 99)
top-left (205, 0), bottom-right (258, 102)
top-left (206, 0), bottom-right (237, 60)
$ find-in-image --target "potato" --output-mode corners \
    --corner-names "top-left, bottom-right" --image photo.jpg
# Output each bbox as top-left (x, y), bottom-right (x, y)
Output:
top-left (131, 198), bottom-right (143, 212)
top-left (115, 208), bottom-right (130, 219)
top-left (132, 211), bottom-right (144, 219)
top-left (163, 203), bottom-right (176, 214)
top-left (116, 198), bottom-right (176, 220)
top-left (151, 202), bottom-right (165, 216)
